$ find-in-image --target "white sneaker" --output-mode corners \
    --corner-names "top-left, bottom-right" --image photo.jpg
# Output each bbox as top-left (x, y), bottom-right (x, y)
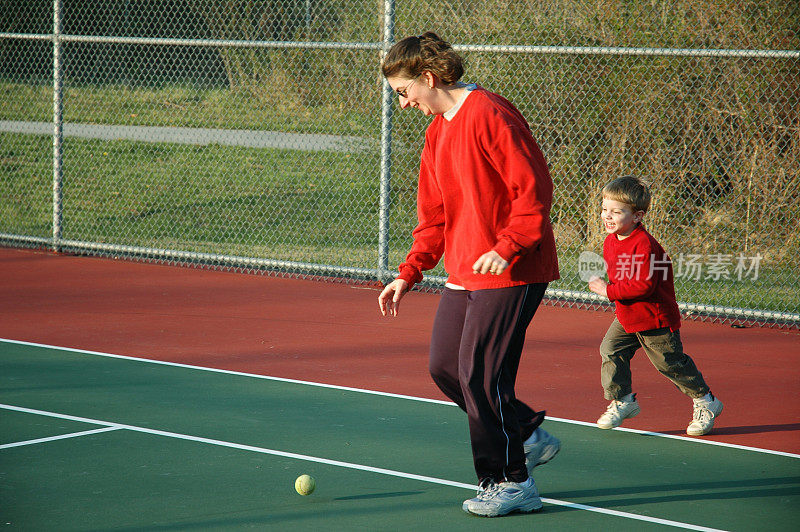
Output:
top-left (687, 395), bottom-right (723, 436)
top-left (462, 478), bottom-right (543, 517)
top-left (524, 428), bottom-right (561, 476)
top-left (462, 477), bottom-right (493, 513)
top-left (597, 395), bottom-right (641, 429)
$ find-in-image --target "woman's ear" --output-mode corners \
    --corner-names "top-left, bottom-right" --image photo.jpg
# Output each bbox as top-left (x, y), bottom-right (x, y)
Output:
top-left (422, 70), bottom-right (436, 89)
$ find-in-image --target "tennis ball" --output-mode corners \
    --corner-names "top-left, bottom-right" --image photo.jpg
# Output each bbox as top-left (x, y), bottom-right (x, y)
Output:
top-left (295, 474), bottom-right (316, 496)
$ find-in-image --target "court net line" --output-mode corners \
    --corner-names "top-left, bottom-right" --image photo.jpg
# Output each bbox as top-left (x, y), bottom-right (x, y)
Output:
top-left (2, 338), bottom-right (797, 460)
top-left (1, 402), bottom-right (726, 531)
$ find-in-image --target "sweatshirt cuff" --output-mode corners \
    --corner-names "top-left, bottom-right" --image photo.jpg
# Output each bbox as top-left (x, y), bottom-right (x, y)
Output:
top-left (397, 265), bottom-right (422, 288)
top-left (492, 240), bottom-right (518, 263)
top-left (605, 284), bottom-right (618, 301)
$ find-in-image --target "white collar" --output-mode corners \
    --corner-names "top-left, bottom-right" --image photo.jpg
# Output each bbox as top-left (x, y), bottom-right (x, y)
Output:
top-left (443, 83), bottom-right (477, 121)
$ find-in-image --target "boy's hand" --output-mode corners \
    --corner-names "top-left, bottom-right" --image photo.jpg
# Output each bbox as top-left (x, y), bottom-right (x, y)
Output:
top-left (472, 250), bottom-right (509, 275)
top-left (588, 276), bottom-right (608, 298)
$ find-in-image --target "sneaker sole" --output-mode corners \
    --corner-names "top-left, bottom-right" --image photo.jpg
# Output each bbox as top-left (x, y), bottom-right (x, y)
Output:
top-left (465, 501), bottom-right (544, 517)
top-left (535, 445), bottom-right (560, 467)
top-left (597, 404), bottom-right (641, 429)
top-left (686, 424), bottom-right (713, 436)
top-left (525, 436), bottom-right (562, 474)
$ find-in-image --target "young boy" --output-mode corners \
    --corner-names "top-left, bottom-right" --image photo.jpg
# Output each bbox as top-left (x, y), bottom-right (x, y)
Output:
top-left (587, 176), bottom-right (723, 436)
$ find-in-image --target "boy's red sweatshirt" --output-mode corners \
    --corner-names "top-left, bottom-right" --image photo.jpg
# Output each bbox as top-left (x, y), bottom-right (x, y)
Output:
top-left (604, 224), bottom-right (682, 332)
top-left (397, 88), bottom-right (559, 290)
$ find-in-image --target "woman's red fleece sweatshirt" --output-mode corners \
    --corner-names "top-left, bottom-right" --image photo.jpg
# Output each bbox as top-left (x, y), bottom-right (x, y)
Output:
top-left (396, 87), bottom-right (559, 291)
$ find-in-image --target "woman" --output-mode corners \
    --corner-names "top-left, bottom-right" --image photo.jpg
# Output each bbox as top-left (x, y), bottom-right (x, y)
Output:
top-left (377, 33), bottom-right (561, 517)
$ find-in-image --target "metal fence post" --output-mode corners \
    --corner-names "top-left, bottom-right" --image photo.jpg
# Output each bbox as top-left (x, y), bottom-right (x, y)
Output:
top-left (378, 0), bottom-right (395, 285)
top-left (52, 0), bottom-right (64, 251)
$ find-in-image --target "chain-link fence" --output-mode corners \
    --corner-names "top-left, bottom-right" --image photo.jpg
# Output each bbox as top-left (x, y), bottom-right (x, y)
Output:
top-left (1, 1), bottom-right (798, 327)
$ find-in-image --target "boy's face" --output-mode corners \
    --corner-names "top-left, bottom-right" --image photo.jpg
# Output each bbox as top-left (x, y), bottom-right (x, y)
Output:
top-left (601, 198), bottom-right (644, 239)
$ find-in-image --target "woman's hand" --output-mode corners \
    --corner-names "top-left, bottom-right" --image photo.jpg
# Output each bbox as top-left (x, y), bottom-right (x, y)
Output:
top-left (378, 279), bottom-right (409, 316)
top-left (472, 250), bottom-right (509, 275)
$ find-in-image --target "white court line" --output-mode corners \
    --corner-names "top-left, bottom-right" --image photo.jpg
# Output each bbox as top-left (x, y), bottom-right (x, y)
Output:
top-left (545, 417), bottom-right (800, 458)
top-left (0, 426), bottom-right (121, 449)
top-left (0, 403), bottom-right (726, 532)
top-left (2, 337), bottom-right (798, 460)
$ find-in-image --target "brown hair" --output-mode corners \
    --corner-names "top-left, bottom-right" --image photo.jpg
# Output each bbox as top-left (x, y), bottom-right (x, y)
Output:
top-left (381, 32), bottom-right (463, 85)
top-left (602, 175), bottom-right (651, 212)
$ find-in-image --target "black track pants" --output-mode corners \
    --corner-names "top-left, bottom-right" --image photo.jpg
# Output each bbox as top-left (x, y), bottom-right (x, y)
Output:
top-left (428, 283), bottom-right (548, 483)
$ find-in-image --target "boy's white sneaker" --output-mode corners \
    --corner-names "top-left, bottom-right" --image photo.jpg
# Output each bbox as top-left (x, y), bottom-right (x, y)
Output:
top-left (523, 428), bottom-right (561, 475)
top-left (597, 395), bottom-right (641, 429)
top-left (462, 478), bottom-right (543, 517)
top-left (687, 395), bottom-right (723, 436)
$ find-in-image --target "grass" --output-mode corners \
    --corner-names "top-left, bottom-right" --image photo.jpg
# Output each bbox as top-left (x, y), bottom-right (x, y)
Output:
top-left (0, 80), bottom-right (380, 136)
top-left (0, 132), bottom-right (391, 267)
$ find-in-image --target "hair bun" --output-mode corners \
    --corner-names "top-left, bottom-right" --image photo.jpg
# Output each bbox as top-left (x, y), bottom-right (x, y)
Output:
top-left (419, 32), bottom-right (441, 42)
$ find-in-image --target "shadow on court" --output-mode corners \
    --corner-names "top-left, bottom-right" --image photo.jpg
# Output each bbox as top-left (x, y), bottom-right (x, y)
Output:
top-left (79, 498), bottom-right (471, 531)
top-left (548, 475), bottom-right (800, 507)
top-left (657, 422), bottom-right (800, 436)
top-left (335, 490), bottom-right (425, 501)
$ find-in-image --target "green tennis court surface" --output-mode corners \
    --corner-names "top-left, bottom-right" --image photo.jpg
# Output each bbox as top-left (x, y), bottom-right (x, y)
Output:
top-left (2, 340), bottom-right (798, 531)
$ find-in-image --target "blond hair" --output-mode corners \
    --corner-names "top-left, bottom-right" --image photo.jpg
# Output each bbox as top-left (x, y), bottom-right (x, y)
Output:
top-left (602, 175), bottom-right (651, 213)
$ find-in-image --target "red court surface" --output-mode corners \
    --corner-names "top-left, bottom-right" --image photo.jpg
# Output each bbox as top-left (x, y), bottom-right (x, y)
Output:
top-left (1, 246), bottom-right (798, 454)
